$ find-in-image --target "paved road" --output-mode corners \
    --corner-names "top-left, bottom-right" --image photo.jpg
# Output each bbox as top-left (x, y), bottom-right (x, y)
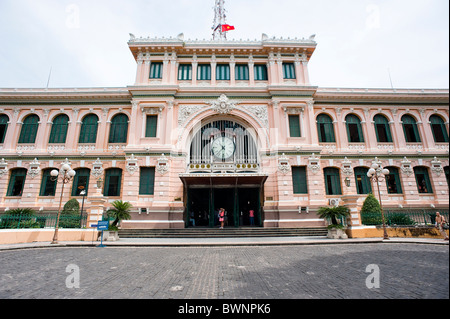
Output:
top-left (0, 243), bottom-right (448, 299)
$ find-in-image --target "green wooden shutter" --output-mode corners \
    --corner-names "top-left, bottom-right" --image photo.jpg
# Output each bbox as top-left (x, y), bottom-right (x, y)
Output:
top-left (49, 114), bottom-right (69, 144)
top-left (283, 63), bottom-right (296, 79)
top-left (18, 115), bottom-right (39, 144)
top-left (235, 64), bottom-right (249, 80)
top-left (7, 168), bottom-right (27, 196)
top-left (139, 167), bottom-right (155, 195)
top-left (430, 115), bottom-right (449, 143)
top-left (197, 64), bottom-right (211, 80)
top-left (104, 168), bottom-right (122, 196)
top-left (72, 168), bottom-right (90, 196)
top-left (145, 115), bottom-right (158, 138)
top-left (317, 114), bottom-right (335, 143)
top-left (216, 64), bottom-right (230, 80)
top-left (39, 169), bottom-right (58, 196)
top-left (324, 168), bottom-right (342, 195)
top-left (0, 114), bottom-right (9, 144)
top-left (150, 62), bottom-right (163, 79)
top-left (414, 167), bottom-right (433, 194)
top-left (402, 115), bottom-right (421, 143)
top-left (289, 115), bottom-right (301, 137)
top-left (292, 166), bottom-right (308, 194)
top-left (178, 64), bottom-right (192, 80)
top-left (109, 114), bottom-right (129, 143)
top-left (254, 65), bottom-right (268, 81)
top-left (374, 115), bottom-right (392, 143)
top-left (79, 114), bottom-right (99, 144)
top-left (385, 166), bottom-right (403, 194)
top-left (346, 114), bottom-right (364, 143)
top-left (354, 167), bottom-right (372, 194)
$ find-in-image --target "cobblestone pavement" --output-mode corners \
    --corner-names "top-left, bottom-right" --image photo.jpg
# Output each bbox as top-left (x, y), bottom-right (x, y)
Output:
top-left (0, 244), bottom-right (448, 299)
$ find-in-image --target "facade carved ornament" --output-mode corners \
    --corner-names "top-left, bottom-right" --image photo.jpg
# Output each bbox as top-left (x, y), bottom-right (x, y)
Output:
top-left (401, 157), bottom-right (414, 177)
top-left (126, 154), bottom-right (139, 176)
top-left (308, 153), bottom-right (321, 175)
top-left (209, 94), bottom-right (237, 114)
top-left (28, 158), bottom-right (41, 179)
top-left (0, 158), bottom-right (8, 179)
top-left (430, 157), bottom-right (443, 177)
top-left (341, 157), bottom-right (353, 176)
top-left (157, 154), bottom-right (170, 175)
top-left (278, 153), bottom-right (291, 174)
top-left (91, 158), bottom-right (104, 179)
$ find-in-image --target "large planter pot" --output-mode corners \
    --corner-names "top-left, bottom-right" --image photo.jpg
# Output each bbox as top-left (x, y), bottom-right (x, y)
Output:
top-left (327, 228), bottom-right (348, 239)
top-left (102, 231), bottom-right (119, 242)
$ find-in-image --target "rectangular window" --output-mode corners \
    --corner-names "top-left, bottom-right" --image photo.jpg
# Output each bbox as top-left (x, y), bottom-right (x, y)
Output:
top-left (178, 64), bottom-right (192, 80)
top-left (385, 168), bottom-right (403, 194)
top-left (149, 62), bottom-right (163, 79)
top-left (283, 63), bottom-right (296, 79)
top-left (7, 169), bottom-right (27, 197)
top-left (197, 64), bottom-right (211, 80)
top-left (104, 169), bottom-right (122, 197)
top-left (145, 115), bottom-right (158, 138)
top-left (139, 167), bottom-right (156, 195)
top-left (40, 170), bottom-right (58, 196)
top-left (254, 64), bottom-right (268, 81)
top-left (414, 167), bottom-right (433, 194)
top-left (235, 64), bottom-right (249, 80)
top-left (288, 115), bottom-right (301, 137)
top-left (216, 64), bottom-right (230, 80)
top-left (292, 166), bottom-right (308, 194)
top-left (354, 168), bottom-right (372, 195)
top-left (324, 168), bottom-right (342, 195)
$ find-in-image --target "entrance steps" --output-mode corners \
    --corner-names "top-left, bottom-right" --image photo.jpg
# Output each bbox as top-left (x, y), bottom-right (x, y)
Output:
top-left (118, 227), bottom-right (328, 239)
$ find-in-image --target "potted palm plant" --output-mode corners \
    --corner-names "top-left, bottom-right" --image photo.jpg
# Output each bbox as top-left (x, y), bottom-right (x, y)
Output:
top-left (104, 200), bottom-right (132, 241)
top-left (318, 205), bottom-right (350, 239)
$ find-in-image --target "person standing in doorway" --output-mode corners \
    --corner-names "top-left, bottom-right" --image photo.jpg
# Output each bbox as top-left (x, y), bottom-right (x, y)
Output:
top-left (219, 208), bottom-right (225, 229)
top-left (249, 209), bottom-right (255, 226)
top-left (435, 212), bottom-right (449, 240)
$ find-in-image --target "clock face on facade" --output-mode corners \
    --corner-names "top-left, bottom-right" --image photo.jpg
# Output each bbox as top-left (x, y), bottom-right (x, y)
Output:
top-left (211, 136), bottom-right (235, 160)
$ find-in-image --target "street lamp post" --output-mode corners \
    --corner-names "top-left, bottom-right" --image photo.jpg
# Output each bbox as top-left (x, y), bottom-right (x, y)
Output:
top-left (367, 158), bottom-right (390, 240)
top-left (79, 188), bottom-right (87, 228)
top-left (50, 163), bottom-right (76, 245)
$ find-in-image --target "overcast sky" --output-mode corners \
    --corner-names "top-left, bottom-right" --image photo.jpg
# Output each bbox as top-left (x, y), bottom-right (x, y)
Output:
top-left (0, 0), bottom-right (448, 89)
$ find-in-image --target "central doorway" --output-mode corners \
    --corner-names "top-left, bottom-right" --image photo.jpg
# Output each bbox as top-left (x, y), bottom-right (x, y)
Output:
top-left (186, 187), bottom-right (262, 228)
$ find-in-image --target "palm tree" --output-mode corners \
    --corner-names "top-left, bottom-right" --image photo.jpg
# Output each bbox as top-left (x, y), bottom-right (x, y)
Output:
top-left (318, 205), bottom-right (350, 227)
top-left (106, 200), bottom-right (132, 229)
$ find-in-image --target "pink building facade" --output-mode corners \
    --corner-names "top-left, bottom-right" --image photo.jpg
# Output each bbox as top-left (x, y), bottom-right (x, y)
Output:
top-left (0, 35), bottom-right (448, 230)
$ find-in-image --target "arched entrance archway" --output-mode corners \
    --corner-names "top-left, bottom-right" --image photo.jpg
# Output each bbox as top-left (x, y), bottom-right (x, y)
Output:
top-left (180, 117), bottom-right (267, 228)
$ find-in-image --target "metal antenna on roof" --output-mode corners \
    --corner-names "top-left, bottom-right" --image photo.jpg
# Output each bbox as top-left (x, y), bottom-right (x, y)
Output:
top-left (212, 0), bottom-right (227, 40)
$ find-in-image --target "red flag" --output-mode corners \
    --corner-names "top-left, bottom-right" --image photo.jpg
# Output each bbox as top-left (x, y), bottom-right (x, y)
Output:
top-left (221, 24), bottom-right (235, 32)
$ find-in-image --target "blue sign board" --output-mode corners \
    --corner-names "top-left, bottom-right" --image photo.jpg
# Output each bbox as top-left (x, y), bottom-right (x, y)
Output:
top-left (97, 221), bottom-right (109, 231)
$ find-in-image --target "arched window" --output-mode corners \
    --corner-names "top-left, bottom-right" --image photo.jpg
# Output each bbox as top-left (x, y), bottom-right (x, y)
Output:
top-left (373, 114), bottom-right (393, 143)
top-left (7, 168), bottom-right (27, 197)
top-left (323, 167), bottom-right (342, 195)
top-left (429, 115), bottom-right (449, 143)
top-left (40, 168), bottom-right (58, 197)
top-left (72, 168), bottom-right (91, 196)
top-left (79, 114), bottom-right (99, 144)
top-left (354, 167), bottom-right (372, 194)
top-left (402, 115), bottom-right (421, 143)
top-left (345, 114), bottom-right (364, 143)
top-left (317, 114), bottom-right (335, 143)
top-left (414, 166), bottom-right (433, 194)
top-left (18, 114), bottom-right (40, 144)
top-left (109, 114), bottom-right (129, 144)
top-left (104, 168), bottom-right (122, 197)
top-left (0, 114), bottom-right (9, 144)
top-left (385, 166), bottom-right (403, 194)
top-left (49, 114), bottom-right (69, 144)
